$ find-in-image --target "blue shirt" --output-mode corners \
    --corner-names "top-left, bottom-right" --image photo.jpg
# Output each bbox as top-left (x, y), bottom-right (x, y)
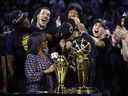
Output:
top-left (5, 28), bottom-right (29, 78)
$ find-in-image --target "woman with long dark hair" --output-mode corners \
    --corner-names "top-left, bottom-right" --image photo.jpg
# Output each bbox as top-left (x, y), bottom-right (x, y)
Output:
top-left (25, 32), bottom-right (56, 93)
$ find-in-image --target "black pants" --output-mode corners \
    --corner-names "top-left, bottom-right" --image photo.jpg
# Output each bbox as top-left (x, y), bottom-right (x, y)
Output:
top-left (8, 77), bottom-right (26, 93)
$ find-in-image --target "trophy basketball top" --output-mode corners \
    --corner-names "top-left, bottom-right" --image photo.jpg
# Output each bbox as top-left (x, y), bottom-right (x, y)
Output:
top-left (70, 37), bottom-right (91, 57)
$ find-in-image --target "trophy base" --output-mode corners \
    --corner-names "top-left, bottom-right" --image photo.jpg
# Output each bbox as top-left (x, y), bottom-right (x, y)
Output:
top-left (54, 85), bottom-right (70, 94)
top-left (72, 87), bottom-right (97, 94)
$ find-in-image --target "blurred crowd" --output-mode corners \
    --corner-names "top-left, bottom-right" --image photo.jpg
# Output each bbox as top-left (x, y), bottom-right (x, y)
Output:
top-left (1, 0), bottom-right (128, 96)
top-left (0, 0), bottom-right (128, 32)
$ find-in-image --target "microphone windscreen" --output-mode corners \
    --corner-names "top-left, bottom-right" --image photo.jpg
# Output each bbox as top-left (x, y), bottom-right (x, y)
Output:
top-left (51, 52), bottom-right (58, 59)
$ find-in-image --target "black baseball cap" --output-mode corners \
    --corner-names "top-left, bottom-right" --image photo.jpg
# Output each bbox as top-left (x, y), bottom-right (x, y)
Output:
top-left (8, 10), bottom-right (27, 26)
top-left (122, 12), bottom-right (128, 18)
top-left (94, 18), bottom-right (108, 29)
top-left (58, 19), bottom-right (76, 39)
top-left (66, 2), bottom-right (83, 17)
top-left (68, 2), bottom-right (82, 12)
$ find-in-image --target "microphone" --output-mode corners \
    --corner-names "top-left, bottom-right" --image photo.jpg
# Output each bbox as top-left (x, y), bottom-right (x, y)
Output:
top-left (51, 52), bottom-right (58, 59)
top-left (51, 48), bottom-right (58, 62)
top-left (51, 52), bottom-right (58, 63)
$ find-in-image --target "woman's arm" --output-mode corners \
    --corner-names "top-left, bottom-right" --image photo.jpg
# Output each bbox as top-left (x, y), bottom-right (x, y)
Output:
top-left (43, 64), bottom-right (56, 74)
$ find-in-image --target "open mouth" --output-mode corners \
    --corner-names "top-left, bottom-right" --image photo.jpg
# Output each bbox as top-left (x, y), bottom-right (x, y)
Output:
top-left (94, 31), bottom-right (99, 33)
top-left (41, 19), bottom-right (47, 23)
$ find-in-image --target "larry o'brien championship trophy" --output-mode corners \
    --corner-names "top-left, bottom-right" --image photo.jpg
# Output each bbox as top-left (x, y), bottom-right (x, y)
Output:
top-left (51, 53), bottom-right (69, 94)
top-left (70, 37), bottom-right (97, 94)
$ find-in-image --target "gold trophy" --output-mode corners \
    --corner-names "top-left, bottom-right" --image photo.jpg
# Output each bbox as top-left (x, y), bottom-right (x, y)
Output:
top-left (70, 38), bottom-right (97, 94)
top-left (54, 55), bottom-right (69, 94)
